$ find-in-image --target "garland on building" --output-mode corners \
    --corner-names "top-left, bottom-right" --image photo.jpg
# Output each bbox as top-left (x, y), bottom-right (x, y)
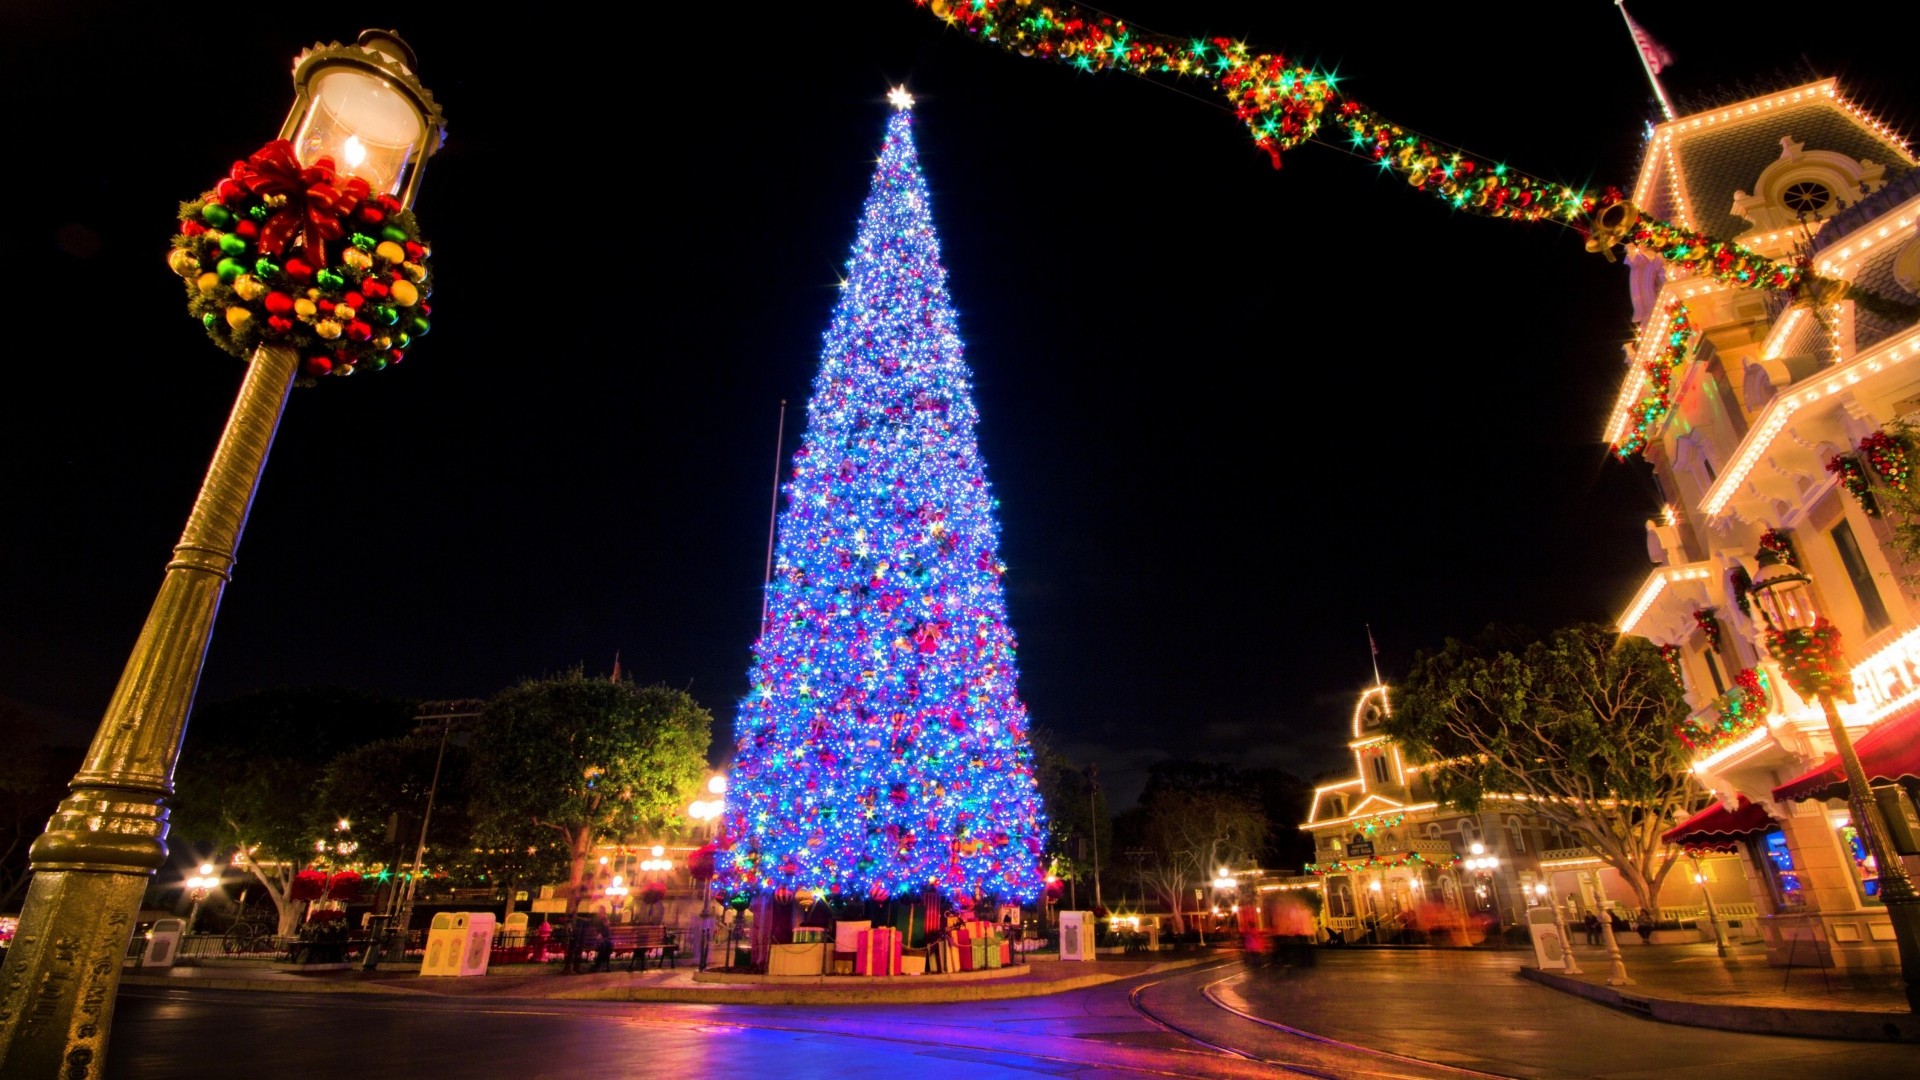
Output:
top-left (1826, 453), bottom-right (1880, 517)
top-left (1858, 430), bottom-right (1914, 492)
top-left (1357, 812), bottom-right (1405, 836)
top-left (1767, 618), bottom-right (1855, 703)
top-left (1612, 302), bottom-right (1697, 458)
top-left (1306, 850), bottom-right (1456, 875)
top-left (1758, 529), bottom-right (1798, 566)
top-left (1729, 564), bottom-right (1754, 620)
top-left (1659, 643), bottom-right (1686, 687)
top-left (170, 139), bottom-right (433, 379)
top-left (1691, 606), bottom-right (1723, 651)
top-left (1675, 667), bottom-right (1771, 755)
top-left (922, 1), bottom-right (1874, 304)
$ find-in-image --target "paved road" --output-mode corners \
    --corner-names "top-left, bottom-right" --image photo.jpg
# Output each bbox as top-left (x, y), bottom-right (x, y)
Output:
top-left (105, 953), bottom-right (1914, 1079)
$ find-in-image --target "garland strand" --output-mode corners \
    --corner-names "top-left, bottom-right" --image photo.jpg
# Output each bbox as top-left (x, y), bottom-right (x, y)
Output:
top-left (1826, 453), bottom-right (1880, 517)
top-left (1306, 850), bottom-right (1454, 875)
top-left (1675, 667), bottom-right (1770, 755)
top-left (1659, 643), bottom-right (1686, 687)
top-left (1691, 607), bottom-right (1723, 651)
top-left (924, 2), bottom-right (1896, 308)
top-left (1859, 430), bottom-right (1913, 492)
top-left (1612, 301), bottom-right (1697, 458)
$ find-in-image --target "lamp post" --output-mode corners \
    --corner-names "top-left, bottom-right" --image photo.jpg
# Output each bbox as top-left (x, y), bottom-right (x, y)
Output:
top-left (1464, 844), bottom-right (1504, 950)
top-left (1689, 856), bottom-right (1729, 958)
top-left (1748, 548), bottom-right (1920, 1010)
top-left (0, 32), bottom-right (444, 1076)
top-left (183, 863), bottom-right (220, 938)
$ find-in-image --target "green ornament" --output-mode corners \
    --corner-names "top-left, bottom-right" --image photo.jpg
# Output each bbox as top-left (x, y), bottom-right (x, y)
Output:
top-left (350, 233), bottom-right (376, 251)
top-left (202, 312), bottom-right (219, 329)
top-left (218, 234), bottom-right (248, 257)
top-left (375, 306), bottom-right (399, 326)
top-left (409, 316), bottom-right (431, 337)
top-left (200, 204), bottom-right (233, 229)
top-left (370, 357), bottom-right (388, 371)
top-left (253, 258), bottom-right (281, 279)
top-left (315, 269), bottom-right (346, 289)
top-left (380, 225), bottom-right (408, 244)
top-left (395, 332), bottom-right (411, 349)
top-left (249, 205), bottom-right (269, 222)
top-left (215, 257), bottom-right (246, 283)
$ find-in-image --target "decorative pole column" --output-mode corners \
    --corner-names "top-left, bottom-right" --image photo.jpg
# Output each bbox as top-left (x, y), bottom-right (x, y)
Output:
top-left (0, 32), bottom-right (443, 1077)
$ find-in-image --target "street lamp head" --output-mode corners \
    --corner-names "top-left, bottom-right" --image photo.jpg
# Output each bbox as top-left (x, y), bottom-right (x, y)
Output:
top-left (708, 774), bottom-right (729, 796)
top-left (1469, 842), bottom-right (1485, 856)
top-left (1748, 546), bottom-right (1819, 631)
top-left (198, 863), bottom-right (215, 876)
top-left (651, 845), bottom-right (666, 858)
top-left (282, 30), bottom-right (446, 208)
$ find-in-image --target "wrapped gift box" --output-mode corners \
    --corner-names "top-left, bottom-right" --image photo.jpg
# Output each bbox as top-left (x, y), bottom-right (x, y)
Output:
top-left (855, 927), bottom-right (903, 976)
top-left (791, 927), bottom-right (828, 944)
top-left (935, 939), bottom-right (960, 973)
top-left (968, 938), bottom-right (989, 971)
top-left (901, 952), bottom-right (927, 975)
top-left (767, 942), bottom-right (828, 976)
top-left (834, 920), bottom-right (871, 954)
top-left (892, 904), bottom-right (928, 948)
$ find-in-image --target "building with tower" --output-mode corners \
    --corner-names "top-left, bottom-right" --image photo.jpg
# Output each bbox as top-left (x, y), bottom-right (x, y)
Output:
top-left (1612, 77), bottom-right (1920, 973)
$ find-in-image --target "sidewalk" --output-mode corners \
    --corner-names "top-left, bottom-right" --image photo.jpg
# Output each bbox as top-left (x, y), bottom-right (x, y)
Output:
top-left (119, 954), bottom-right (1214, 1006)
top-left (1518, 940), bottom-right (1918, 1041)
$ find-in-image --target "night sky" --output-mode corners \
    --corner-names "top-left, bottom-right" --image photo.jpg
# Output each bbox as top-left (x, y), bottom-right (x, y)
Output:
top-left (3, 3), bottom-right (1912, 806)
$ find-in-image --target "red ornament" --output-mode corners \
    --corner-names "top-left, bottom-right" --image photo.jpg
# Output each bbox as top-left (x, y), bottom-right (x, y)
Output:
top-left (215, 178), bottom-right (245, 203)
top-left (284, 257), bottom-right (315, 283)
top-left (343, 291), bottom-right (366, 311)
top-left (180, 220), bottom-right (207, 237)
top-left (303, 356), bottom-right (333, 377)
top-left (357, 205), bottom-right (386, 226)
top-left (869, 882), bottom-right (890, 901)
top-left (346, 320), bottom-right (373, 342)
top-left (263, 291), bottom-right (295, 316)
top-left (773, 887), bottom-right (794, 905)
top-left (361, 278), bottom-right (390, 300)
top-left (404, 240), bottom-right (426, 261)
top-left (388, 348), bottom-right (406, 365)
top-left (266, 315), bottom-right (294, 335)
top-left (233, 219), bottom-right (259, 240)
top-left (227, 139), bottom-right (370, 265)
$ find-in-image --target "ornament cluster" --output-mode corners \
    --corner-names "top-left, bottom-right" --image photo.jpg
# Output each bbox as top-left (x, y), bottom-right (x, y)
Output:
top-left (170, 140), bottom-right (432, 378)
top-left (1675, 666), bottom-right (1770, 755)
top-left (1767, 618), bottom-right (1855, 703)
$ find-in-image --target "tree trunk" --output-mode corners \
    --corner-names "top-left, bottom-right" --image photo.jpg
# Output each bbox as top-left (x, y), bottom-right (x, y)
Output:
top-left (564, 825), bottom-right (591, 917)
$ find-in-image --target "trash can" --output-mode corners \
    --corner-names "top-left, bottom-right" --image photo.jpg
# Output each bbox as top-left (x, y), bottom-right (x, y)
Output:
top-left (421, 912), bottom-right (467, 976)
top-left (142, 918), bottom-right (186, 968)
top-left (460, 912), bottom-right (496, 975)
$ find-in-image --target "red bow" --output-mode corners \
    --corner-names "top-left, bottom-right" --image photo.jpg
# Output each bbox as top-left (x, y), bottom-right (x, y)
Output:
top-left (229, 140), bottom-right (371, 267)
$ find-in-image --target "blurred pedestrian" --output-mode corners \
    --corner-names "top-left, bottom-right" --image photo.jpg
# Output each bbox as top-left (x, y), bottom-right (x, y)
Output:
top-left (1634, 908), bottom-right (1654, 945)
top-left (562, 913), bottom-right (591, 974)
top-left (1582, 912), bottom-right (1601, 946)
top-left (590, 910), bottom-right (614, 972)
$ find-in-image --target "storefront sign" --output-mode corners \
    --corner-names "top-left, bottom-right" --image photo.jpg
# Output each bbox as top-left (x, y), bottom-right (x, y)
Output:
top-left (1347, 841), bottom-right (1375, 857)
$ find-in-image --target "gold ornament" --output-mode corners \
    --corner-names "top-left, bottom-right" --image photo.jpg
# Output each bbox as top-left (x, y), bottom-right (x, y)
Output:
top-left (389, 279), bottom-right (420, 307)
top-left (231, 274), bottom-right (268, 301)
top-left (168, 248), bottom-right (200, 277)
top-left (1585, 199), bottom-right (1641, 262)
top-left (333, 303), bottom-right (357, 320)
top-left (402, 262), bottom-right (428, 283)
top-left (196, 272), bottom-right (221, 295)
top-left (225, 306), bottom-right (252, 330)
top-left (293, 298), bottom-right (318, 319)
top-left (375, 240), bottom-right (406, 264)
top-left (315, 318), bottom-right (343, 340)
top-left (372, 335), bottom-right (392, 350)
top-left (342, 247), bottom-right (374, 271)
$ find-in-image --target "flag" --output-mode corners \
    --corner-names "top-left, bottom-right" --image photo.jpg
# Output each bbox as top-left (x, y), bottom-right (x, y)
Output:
top-left (1621, 4), bottom-right (1673, 74)
top-left (1367, 625), bottom-right (1380, 658)
top-left (610, 651), bottom-right (622, 683)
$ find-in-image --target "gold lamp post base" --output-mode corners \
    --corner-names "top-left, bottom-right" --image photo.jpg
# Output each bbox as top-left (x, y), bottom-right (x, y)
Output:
top-left (0, 345), bottom-right (299, 1078)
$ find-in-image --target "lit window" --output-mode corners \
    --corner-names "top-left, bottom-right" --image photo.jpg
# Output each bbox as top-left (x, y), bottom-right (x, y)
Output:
top-left (1782, 181), bottom-right (1833, 215)
top-left (1759, 828), bottom-right (1806, 910)
top-left (1831, 809), bottom-right (1884, 904)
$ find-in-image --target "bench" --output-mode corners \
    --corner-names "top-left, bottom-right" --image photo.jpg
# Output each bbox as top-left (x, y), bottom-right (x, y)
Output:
top-left (612, 924), bottom-right (678, 972)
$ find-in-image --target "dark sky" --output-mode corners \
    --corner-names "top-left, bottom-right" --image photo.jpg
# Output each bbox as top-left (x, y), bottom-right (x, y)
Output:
top-left (2, 3), bottom-right (1912, 807)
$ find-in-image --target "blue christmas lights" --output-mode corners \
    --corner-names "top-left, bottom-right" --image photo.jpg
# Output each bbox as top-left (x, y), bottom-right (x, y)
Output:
top-left (716, 108), bottom-right (1047, 903)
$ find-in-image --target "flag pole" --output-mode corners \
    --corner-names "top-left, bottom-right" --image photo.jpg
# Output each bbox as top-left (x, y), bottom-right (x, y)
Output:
top-left (1616, 1), bottom-right (1676, 121)
top-left (760, 400), bottom-right (788, 635)
top-left (1367, 625), bottom-right (1385, 689)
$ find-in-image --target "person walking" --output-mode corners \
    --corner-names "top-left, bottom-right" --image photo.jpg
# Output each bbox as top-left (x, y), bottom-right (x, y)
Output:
top-left (1582, 912), bottom-right (1601, 946)
top-left (562, 913), bottom-right (591, 974)
top-left (590, 910), bottom-right (615, 972)
top-left (1634, 908), bottom-right (1655, 945)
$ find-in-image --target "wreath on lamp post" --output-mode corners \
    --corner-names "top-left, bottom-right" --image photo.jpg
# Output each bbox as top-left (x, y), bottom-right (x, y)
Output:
top-left (1767, 618), bottom-right (1855, 703)
top-left (169, 139), bottom-right (433, 380)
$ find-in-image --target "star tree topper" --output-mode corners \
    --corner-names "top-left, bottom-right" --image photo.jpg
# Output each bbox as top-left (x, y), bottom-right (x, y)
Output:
top-left (887, 85), bottom-right (915, 111)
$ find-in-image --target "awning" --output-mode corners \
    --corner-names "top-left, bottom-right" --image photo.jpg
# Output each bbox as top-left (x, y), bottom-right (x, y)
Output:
top-left (1663, 795), bottom-right (1774, 851)
top-left (1772, 707), bottom-right (1920, 803)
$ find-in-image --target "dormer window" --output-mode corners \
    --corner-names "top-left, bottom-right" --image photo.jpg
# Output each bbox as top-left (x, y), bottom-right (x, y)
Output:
top-left (1782, 181), bottom-right (1832, 215)
top-left (1372, 754), bottom-right (1390, 784)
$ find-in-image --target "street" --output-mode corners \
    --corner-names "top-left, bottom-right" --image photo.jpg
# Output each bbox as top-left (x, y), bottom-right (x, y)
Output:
top-left (105, 953), bottom-right (1916, 1079)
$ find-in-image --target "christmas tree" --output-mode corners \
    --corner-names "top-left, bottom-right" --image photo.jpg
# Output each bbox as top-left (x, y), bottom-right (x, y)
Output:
top-left (717, 95), bottom-right (1047, 904)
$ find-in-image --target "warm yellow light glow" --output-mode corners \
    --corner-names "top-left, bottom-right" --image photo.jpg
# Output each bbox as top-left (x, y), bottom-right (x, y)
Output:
top-left (651, 844), bottom-right (666, 858)
top-left (708, 775), bottom-right (729, 795)
top-left (888, 86), bottom-right (915, 111)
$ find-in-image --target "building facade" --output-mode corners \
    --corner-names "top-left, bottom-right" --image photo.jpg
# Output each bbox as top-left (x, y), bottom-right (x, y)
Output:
top-left (1611, 79), bottom-right (1920, 971)
top-left (1302, 687), bottom-right (1748, 943)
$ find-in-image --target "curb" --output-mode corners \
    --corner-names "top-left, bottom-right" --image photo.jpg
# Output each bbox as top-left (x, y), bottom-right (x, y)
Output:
top-left (1516, 967), bottom-right (1918, 1042)
top-left (121, 957), bottom-right (1214, 1006)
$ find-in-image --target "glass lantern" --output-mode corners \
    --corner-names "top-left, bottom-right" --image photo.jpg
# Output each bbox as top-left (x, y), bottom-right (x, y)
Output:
top-left (1746, 548), bottom-right (1819, 632)
top-left (280, 30), bottom-right (446, 209)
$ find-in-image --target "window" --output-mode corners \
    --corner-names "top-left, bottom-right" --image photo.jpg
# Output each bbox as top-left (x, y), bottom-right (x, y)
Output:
top-left (1506, 816), bottom-right (1527, 854)
top-left (1758, 828), bottom-right (1806, 910)
top-left (1328, 879), bottom-right (1354, 919)
top-left (1782, 181), bottom-right (1833, 214)
top-left (1703, 647), bottom-right (1728, 695)
top-left (1427, 823), bottom-right (1443, 840)
top-left (1372, 755), bottom-right (1389, 784)
top-left (1832, 809), bottom-right (1884, 904)
top-left (1831, 521), bottom-right (1892, 633)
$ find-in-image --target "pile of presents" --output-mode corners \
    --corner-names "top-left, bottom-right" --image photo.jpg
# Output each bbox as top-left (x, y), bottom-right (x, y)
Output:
top-left (765, 907), bottom-right (1016, 977)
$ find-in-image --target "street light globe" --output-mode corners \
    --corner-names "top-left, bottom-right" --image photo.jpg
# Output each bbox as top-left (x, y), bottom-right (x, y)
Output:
top-left (283, 30), bottom-right (446, 208)
top-left (198, 863), bottom-right (215, 876)
top-left (651, 845), bottom-right (666, 858)
top-left (708, 775), bottom-right (729, 796)
top-left (1469, 841), bottom-right (1485, 856)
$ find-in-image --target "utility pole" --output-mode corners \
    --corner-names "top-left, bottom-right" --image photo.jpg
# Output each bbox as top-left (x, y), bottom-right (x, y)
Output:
top-left (1085, 765), bottom-right (1103, 915)
top-left (387, 699), bottom-right (483, 960)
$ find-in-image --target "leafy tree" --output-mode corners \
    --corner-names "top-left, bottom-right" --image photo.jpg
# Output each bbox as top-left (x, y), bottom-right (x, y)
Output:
top-left (1118, 763), bottom-right (1268, 935)
top-left (1389, 623), bottom-right (1698, 919)
top-left (467, 672), bottom-right (712, 915)
top-left (171, 688), bottom-right (412, 936)
top-left (1028, 725), bottom-right (1111, 898)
